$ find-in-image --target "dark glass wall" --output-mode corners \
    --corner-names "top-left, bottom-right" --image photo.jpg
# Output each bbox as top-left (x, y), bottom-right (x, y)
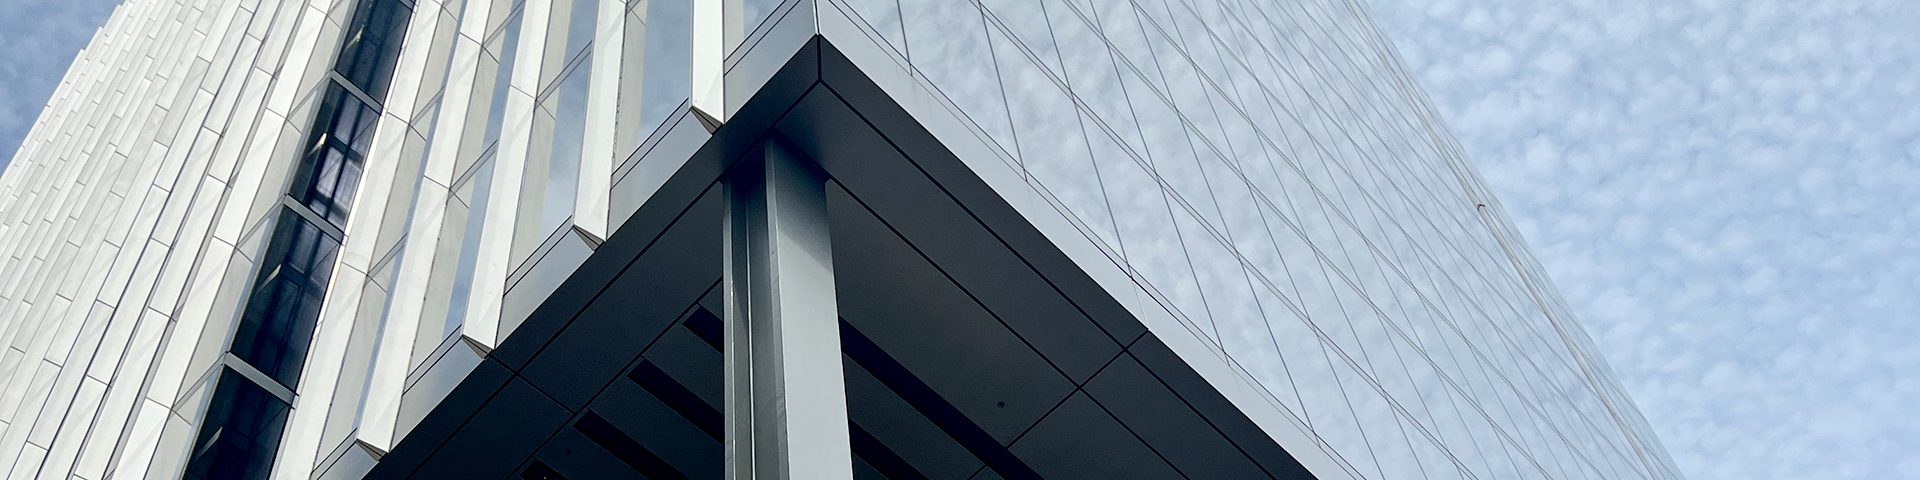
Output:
top-left (186, 1), bottom-right (415, 478)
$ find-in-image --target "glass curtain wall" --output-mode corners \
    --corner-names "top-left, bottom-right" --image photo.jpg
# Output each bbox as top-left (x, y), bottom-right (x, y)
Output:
top-left (184, 1), bottom-right (416, 478)
top-left (813, 0), bottom-right (1682, 479)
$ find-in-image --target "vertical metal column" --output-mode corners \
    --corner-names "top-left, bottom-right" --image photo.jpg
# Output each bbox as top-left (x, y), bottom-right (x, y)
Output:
top-left (723, 139), bottom-right (853, 480)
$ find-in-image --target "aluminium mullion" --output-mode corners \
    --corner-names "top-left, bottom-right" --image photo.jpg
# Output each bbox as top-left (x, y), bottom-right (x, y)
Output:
top-left (143, 170), bottom-right (231, 318)
top-left (0, 365), bottom-right (57, 475)
top-left (572, 0), bottom-right (630, 241)
top-left (96, 101), bottom-right (217, 312)
top-left (262, 7), bottom-right (342, 119)
top-left (0, 57), bottom-right (76, 206)
top-left (46, 72), bottom-right (178, 328)
top-left (208, 104), bottom-right (298, 247)
top-left (6, 4), bottom-right (165, 318)
top-left (0, 149), bottom-right (112, 346)
top-left (0, 298), bottom-right (74, 474)
top-left (356, 1), bottom-right (466, 271)
top-left (0, 137), bottom-right (85, 325)
top-left (459, 0), bottom-right (566, 348)
top-left (506, 0), bottom-right (585, 264)
top-left (0, 277), bottom-right (80, 420)
top-left (85, 304), bottom-right (173, 478)
top-left (356, 0), bottom-right (515, 451)
top-left (30, 172), bottom-right (125, 368)
top-left (31, 304), bottom-right (116, 472)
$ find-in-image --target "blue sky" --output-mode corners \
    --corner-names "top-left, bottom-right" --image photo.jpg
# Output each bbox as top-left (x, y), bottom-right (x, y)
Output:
top-left (1, 0), bottom-right (1913, 478)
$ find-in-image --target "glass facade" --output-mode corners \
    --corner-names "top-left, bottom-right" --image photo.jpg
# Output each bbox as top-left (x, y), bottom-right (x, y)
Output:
top-left (815, 0), bottom-right (1682, 478)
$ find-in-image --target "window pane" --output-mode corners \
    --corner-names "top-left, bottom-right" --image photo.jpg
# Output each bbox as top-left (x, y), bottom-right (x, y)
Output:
top-left (443, 156), bottom-right (497, 339)
top-left (481, 5), bottom-right (528, 154)
top-left (336, 0), bottom-right (415, 102)
top-left (184, 369), bottom-right (291, 480)
top-left (739, 0), bottom-right (781, 47)
top-left (535, 59), bottom-right (591, 253)
top-left (840, 0), bottom-right (903, 56)
top-left (231, 209), bottom-right (341, 386)
top-left (632, 0), bottom-right (690, 141)
top-left (900, 0), bottom-right (1016, 157)
top-left (292, 85), bottom-right (379, 228)
top-left (559, 0), bottom-right (597, 67)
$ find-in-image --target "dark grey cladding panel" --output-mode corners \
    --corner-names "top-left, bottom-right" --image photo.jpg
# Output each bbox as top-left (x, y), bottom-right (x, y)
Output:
top-left (841, 350), bottom-right (986, 478)
top-left (365, 357), bottom-right (511, 479)
top-left (515, 192), bottom-right (722, 410)
top-left (780, 87), bottom-right (1123, 384)
top-left (1007, 392), bottom-right (1183, 480)
top-left (406, 378), bottom-right (571, 478)
top-left (1127, 335), bottom-right (1315, 479)
top-left (533, 427), bottom-right (646, 479)
top-left (1086, 353), bottom-right (1293, 479)
top-left (588, 369), bottom-right (725, 478)
top-left (828, 183), bottom-right (1078, 445)
top-left (639, 318), bottom-right (725, 407)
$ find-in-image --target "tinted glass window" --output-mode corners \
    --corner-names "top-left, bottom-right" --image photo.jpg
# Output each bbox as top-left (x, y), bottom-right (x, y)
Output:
top-left (291, 85), bottom-right (379, 228)
top-left (335, 0), bottom-right (415, 103)
top-left (184, 369), bottom-right (292, 480)
top-left (231, 209), bottom-right (341, 386)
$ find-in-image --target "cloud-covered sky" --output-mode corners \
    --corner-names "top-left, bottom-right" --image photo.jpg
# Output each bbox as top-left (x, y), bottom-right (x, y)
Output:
top-left (0, 0), bottom-right (121, 171)
top-left (1363, 0), bottom-right (1920, 477)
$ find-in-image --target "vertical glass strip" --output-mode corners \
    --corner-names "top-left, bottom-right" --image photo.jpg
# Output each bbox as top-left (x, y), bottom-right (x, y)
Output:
top-left (186, 1), bottom-right (415, 478)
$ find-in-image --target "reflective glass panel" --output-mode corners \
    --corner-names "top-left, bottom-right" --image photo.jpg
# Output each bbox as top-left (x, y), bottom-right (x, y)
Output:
top-left (231, 209), bottom-right (342, 386)
top-left (290, 85), bottom-right (379, 229)
top-left (335, 0), bottom-right (416, 103)
top-left (183, 369), bottom-right (292, 480)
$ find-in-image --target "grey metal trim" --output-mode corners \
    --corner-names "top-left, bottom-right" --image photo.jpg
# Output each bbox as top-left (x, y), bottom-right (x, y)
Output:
top-left (221, 352), bottom-right (297, 402)
top-left (278, 195), bottom-right (348, 241)
top-left (722, 138), bottom-right (852, 480)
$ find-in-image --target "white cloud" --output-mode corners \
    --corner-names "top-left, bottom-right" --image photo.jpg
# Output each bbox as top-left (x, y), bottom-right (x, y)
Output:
top-left (1365, 0), bottom-right (1920, 477)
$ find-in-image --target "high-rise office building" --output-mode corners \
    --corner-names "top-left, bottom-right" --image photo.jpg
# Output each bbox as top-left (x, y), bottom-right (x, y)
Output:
top-left (0, 0), bottom-right (1681, 478)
